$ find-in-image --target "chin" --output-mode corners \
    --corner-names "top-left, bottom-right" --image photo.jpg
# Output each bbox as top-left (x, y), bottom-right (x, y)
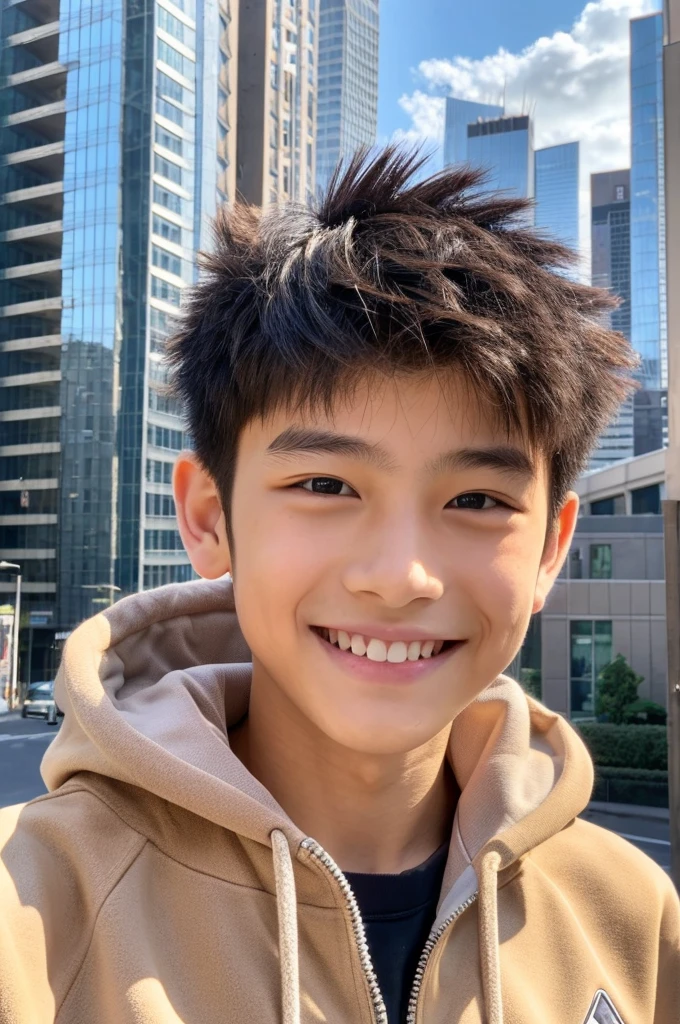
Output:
top-left (313, 704), bottom-right (447, 757)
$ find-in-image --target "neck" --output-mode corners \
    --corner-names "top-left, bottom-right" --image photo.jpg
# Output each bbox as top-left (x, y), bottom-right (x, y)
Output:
top-left (230, 663), bottom-right (457, 874)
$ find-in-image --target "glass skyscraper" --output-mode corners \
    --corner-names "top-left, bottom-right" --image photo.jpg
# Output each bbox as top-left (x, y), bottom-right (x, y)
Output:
top-left (589, 169), bottom-right (634, 470)
top-left (466, 115), bottom-right (535, 203)
top-left (315, 0), bottom-right (379, 195)
top-left (0, 0), bottom-right (236, 677)
top-left (534, 142), bottom-right (579, 250)
top-left (443, 97), bottom-right (503, 168)
top-left (630, 12), bottom-right (667, 438)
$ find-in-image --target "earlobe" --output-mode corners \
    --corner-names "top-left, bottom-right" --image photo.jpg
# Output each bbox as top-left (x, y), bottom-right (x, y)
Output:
top-left (173, 452), bottom-right (232, 579)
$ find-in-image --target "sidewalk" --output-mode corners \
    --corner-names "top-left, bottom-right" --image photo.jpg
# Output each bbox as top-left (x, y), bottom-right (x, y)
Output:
top-left (587, 800), bottom-right (669, 821)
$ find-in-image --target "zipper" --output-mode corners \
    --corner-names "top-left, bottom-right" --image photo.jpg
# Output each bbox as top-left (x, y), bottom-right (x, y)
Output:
top-left (301, 837), bottom-right (388, 1024)
top-left (405, 892), bottom-right (478, 1024)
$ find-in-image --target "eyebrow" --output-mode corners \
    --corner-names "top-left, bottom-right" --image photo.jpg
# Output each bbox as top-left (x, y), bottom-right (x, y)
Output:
top-left (266, 426), bottom-right (535, 482)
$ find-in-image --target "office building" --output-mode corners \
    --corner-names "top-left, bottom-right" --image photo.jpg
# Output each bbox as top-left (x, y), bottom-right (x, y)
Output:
top-left (466, 115), bottom-right (534, 217)
top-left (0, 0), bottom-right (237, 678)
top-left (315, 0), bottom-right (379, 195)
top-left (589, 169), bottom-right (634, 469)
top-left (236, 0), bottom-right (317, 206)
top-left (630, 12), bottom-right (667, 453)
top-left (443, 97), bottom-right (503, 168)
top-left (534, 142), bottom-right (579, 250)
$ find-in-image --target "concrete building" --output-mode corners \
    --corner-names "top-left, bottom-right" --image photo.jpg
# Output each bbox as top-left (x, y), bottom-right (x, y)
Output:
top-left (0, 0), bottom-right (238, 678)
top-left (236, 0), bottom-right (317, 206)
top-left (443, 97), bottom-right (503, 168)
top-left (315, 0), bottom-right (379, 196)
top-left (518, 450), bottom-right (668, 719)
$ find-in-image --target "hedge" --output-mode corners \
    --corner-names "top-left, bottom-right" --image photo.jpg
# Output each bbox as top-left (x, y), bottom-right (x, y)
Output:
top-left (576, 723), bottom-right (667, 771)
top-left (591, 766), bottom-right (669, 808)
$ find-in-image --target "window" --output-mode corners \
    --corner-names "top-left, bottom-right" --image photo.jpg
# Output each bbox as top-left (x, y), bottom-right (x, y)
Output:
top-left (631, 483), bottom-right (661, 515)
top-left (158, 39), bottom-right (195, 80)
top-left (145, 492), bottom-right (176, 517)
top-left (155, 124), bottom-right (183, 156)
top-left (156, 70), bottom-right (184, 104)
top-left (144, 529), bottom-right (184, 551)
top-left (156, 96), bottom-right (183, 126)
top-left (615, 185), bottom-right (625, 201)
top-left (143, 563), bottom-right (194, 588)
top-left (570, 620), bottom-right (612, 720)
top-left (589, 494), bottom-right (625, 515)
top-left (590, 544), bottom-right (612, 580)
top-left (153, 183), bottom-right (182, 214)
top-left (282, 117), bottom-right (290, 147)
top-left (151, 275), bottom-right (182, 306)
top-left (157, 6), bottom-right (195, 48)
top-left (154, 154), bottom-right (182, 186)
top-left (152, 244), bottom-right (182, 277)
top-left (283, 165), bottom-right (290, 194)
top-left (147, 424), bottom-right (185, 450)
top-left (152, 213), bottom-right (181, 244)
top-left (146, 458), bottom-right (174, 484)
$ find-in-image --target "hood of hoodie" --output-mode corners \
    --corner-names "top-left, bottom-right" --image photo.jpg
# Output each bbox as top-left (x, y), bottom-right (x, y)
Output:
top-left (44, 577), bottom-right (594, 885)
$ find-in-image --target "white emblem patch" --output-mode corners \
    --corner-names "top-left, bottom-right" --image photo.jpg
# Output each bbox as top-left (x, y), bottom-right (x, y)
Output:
top-left (583, 990), bottom-right (625, 1024)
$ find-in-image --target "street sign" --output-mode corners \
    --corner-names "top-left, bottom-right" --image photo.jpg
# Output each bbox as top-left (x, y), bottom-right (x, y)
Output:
top-left (29, 610), bottom-right (53, 627)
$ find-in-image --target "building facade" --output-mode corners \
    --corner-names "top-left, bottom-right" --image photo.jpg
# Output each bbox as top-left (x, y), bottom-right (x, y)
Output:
top-left (466, 114), bottom-right (534, 203)
top-left (0, 0), bottom-right (237, 678)
top-left (515, 449), bottom-right (668, 719)
top-left (236, 0), bottom-right (317, 206)
top-left (443, 97), bottom-right (503, 168)
top-left (315, 0), bottom-right (378, 196)
top-left (630, 12), bottom-right (667, 452)
top-left (589, 169), bottom-right (634, 469)
top-left (534, 141), bottom-right (579, 250)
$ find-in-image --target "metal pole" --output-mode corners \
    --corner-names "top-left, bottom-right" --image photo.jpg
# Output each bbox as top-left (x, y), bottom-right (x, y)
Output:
top-left (10, 574), bottom-right (21, 710)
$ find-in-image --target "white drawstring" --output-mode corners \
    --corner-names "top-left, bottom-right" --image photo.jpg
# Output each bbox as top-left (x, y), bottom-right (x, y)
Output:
top-left (271, 829), bottom-right (301, 1024)
top-left (478, 849), bottom-right (504, 1024)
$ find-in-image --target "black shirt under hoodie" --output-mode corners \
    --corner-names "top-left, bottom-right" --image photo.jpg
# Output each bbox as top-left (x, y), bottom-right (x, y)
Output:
top-left (346, 841), bottom-right (449, 1024)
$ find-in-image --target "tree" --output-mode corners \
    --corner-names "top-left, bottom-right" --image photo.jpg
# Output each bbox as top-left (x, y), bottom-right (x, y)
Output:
top-left (595, 654), bottom-right (643, 724)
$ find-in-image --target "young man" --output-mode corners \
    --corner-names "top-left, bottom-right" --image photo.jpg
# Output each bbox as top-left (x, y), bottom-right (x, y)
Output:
top-left (1, 149), bottom-right (678, 1024)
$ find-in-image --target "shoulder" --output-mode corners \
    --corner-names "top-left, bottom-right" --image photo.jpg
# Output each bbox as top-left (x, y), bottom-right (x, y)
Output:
top-left (526, 816), bottom-right (679, 933)
top-left (0, 782), bottom-right (147, 1014)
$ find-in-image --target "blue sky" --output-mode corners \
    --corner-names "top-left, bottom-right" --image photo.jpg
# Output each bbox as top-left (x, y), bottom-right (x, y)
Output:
top-left (378, 0), bottom-right (590, 140)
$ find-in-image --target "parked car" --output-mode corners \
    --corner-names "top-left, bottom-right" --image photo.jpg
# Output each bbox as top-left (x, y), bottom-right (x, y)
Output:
top-left (21, 681), bottom-right (63, 724)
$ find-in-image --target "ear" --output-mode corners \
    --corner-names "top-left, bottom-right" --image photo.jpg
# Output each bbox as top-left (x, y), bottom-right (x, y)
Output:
top-left (173, 452), bottom-right (231, 579)
top-left (532, 491), bottom-right (579, 614)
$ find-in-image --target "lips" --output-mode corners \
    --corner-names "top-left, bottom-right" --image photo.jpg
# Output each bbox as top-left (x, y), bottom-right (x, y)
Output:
top-left (312, 627), bottom-right (456, 664)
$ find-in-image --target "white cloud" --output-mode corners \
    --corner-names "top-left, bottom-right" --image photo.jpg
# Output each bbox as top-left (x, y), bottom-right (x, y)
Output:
top-left (396, 0), bottom-right (660, 267)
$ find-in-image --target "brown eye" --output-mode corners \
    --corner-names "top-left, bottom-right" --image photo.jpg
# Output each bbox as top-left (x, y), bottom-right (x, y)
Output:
top-left (449, 493), bottom-right (498, 510)
top-left (300, 477), bottom-right (355, 496)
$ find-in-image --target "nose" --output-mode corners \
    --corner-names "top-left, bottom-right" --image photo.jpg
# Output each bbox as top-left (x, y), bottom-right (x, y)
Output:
top-left (341, 513), bottom-right (444, 608)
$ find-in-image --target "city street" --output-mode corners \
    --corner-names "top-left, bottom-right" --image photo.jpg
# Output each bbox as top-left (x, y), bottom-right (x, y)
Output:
top-left (0, 712), bottom-right (672, 876)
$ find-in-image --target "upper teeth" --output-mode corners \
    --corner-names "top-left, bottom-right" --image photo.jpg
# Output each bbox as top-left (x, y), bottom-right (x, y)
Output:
top-left (323, 629), bottom-right (444, 663)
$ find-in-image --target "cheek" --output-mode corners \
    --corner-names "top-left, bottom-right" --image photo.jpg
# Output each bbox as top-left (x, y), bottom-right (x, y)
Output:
top-left (460, 535), bottom-right (541, 638)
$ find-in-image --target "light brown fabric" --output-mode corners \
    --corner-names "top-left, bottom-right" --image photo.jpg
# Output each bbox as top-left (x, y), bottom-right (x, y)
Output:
top-left (0, 578), bottom-right (678, 1024)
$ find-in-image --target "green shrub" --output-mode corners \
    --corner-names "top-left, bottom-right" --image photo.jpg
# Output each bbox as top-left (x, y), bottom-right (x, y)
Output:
top-left (576, 722), bottom-right (667, 770)
top-left (519, 667), bottom-right (541, 701)
top-left (622, 699), bottom-right (667, 726)
top-left (591, 766), bottom-right (668, 808)
top-left (595, 654), bottom-right (643, 723)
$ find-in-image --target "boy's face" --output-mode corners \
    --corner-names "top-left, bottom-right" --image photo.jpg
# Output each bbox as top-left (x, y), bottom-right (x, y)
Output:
top-left (175, 373), bottom-right (578, 755)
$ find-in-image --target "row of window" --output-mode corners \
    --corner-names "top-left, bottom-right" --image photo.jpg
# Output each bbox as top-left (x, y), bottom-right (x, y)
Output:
top-left (157, 5), bottom-right (195, 49)
top-left (158, 38), bottom-right (195, 81)
top-left (154, 153), bottom-right (183, 187)
top-left (144, 528), bottom-right (184, 551)
top-left (143, 562), bottom-right (194, 588)
top-left (145, 492), bottom-right (176, 517)
top-left (154, 181), bottom-right (183, 215)
top-left (147, 424), bottom-right (186, 451)
top-left (147, 458), bottom-right (174, 484)
top-left (152, 211), bottom-right (182, 245)
top-left (155, 123), bottom-right (183, 157)
top-left (151, 275), bottom-right (182, 307)
top-left (589, 483), bottom-right (662, 516)
top-left (152, 244), bottom-right (182, 277)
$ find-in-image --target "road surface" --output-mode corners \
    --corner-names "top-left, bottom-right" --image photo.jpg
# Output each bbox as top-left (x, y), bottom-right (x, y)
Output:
top-left (0, 713), bottom-right (672, 875)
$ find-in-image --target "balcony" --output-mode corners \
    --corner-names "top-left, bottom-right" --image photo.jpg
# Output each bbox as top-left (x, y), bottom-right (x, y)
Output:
top-left (4, 0), bottom-right (60, 23)
top-left (1, 258), bottom-right (61, 285)
top-left (1, 141), bottom-right (64, 181)
top-left (6, 21), bottom-right (60, 65)
top-left (0, 369), bottom-right (61, 387)
top-left (0, 220), bottom-right (63, 247)
top-left (0, 179), bottom-right (63, 217)
top-left (4, 99), bottom-right (65, 142)
top-left (0, 405), bottom-right (61, 422)
top-left (0, 296), bottom-right (61, 324)
top-left (6, 60), bottom-right (67, 98)
top-left (0, 333), bottom-right (61, 353)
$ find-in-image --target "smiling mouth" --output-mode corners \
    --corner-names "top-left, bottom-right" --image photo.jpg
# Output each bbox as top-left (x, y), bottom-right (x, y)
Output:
top-left (312, 627), bottom-right (460, 664)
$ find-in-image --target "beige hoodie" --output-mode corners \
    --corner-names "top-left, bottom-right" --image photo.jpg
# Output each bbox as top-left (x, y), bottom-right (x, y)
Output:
top-left (0, 578), bottom-right (678, 1024)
